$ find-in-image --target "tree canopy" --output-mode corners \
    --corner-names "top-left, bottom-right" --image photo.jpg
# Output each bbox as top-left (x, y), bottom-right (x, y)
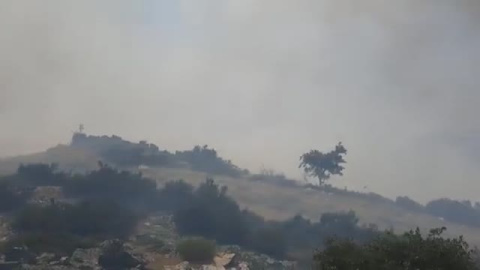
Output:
top-left (299, 142), bottom-right (347, 185)
top-left (314, 227), bottom-right (477, 270)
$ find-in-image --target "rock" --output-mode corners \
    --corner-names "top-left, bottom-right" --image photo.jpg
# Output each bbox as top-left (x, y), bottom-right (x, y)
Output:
top-left (30, 186), bottom-right (65, 205)
top-left (69, 248), bottom-right (101, 270)
top-left (134, 214), bottom-right (178, 256)
top-left (3, 246), bottom-right (35, 264)
top-left (164, 261), bottom-right (189, 270)
top-left (218, 246), bottom-right (295, 270)
top-left (213, 253), bottom-right (235, 268)
top-left (59, 257), bottom-right (69, 264)
top-left (35, 253), bottom-right (56, 265)
top-left (201, 265), bottom-right (220, 270)
top-left (20, 265), bottom-right (76, 270)
top-left (98, 239), bottom-right (145, 270)
top-left (238, 262), bottom-right (249, 270)
top-left (214, 253), bottom-right (235, 268)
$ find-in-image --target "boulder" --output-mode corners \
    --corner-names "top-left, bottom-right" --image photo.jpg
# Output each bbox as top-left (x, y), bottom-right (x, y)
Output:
top-left (164, 261), bottom-right (189, 270)
top-left (35, 253), bottom-right (55, 265)
top-left (69, 247), bottom-right (101, 270)
top-left (219, 246), bottom-right (295, 270)
top-left (98, 240), bottom-right (145, 270)
top-left (214, 253), bottom-right (235, 268)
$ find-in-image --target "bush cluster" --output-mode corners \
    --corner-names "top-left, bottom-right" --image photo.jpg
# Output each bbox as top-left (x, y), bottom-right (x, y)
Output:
top-left (176, 237), bottom-right (216, 263)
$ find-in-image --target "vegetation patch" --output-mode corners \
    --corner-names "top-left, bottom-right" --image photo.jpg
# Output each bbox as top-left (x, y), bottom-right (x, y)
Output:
top-left (176, 237), bottom-right (216, 264)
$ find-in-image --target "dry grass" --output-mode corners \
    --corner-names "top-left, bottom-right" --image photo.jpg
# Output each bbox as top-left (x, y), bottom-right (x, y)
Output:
top-left (0, 145), bottom-right (100, 175)
top-left (143, 167), bottom-right (480, 246)
top-left (2, 147), bottom-right (480, 246)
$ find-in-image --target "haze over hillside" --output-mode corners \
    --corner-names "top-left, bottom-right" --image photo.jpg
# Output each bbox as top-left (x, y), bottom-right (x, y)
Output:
top-left (1, 0), bottom-right (480, 203)
top-left (3, 133), bottom-right (480, 253)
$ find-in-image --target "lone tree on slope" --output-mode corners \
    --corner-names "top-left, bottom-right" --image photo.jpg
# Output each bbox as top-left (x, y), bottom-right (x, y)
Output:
top-left (299, 142), bottom-right (347, 185)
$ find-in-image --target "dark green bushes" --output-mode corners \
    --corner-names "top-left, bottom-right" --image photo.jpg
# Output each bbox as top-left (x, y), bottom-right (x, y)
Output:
top-left (1, 232), bottom-right (95, 257)
top-left (176, 237), bottom-right (216, 264)
top-left (63, 164), bottom-right (157, 208)
top-left (0, 181), bottom-right (30, 212)
top-left (98, 240), bottom-right (143, 270)
top-left (71, 133), bottom-right (246, 177)
top-left (248, 226), bottom-right (287, 258)
top-left (0, 164), bottom-right (380, 262)
top-left (426, 198), bottom-right (480, 227)
top-left (13, 201), bottom-right (138, 239)
top-left (314, 227), bottom-right (477, 270)
top-left (168, 179), bottom-right (378, 260)
top-left (173, 179), bottom-right (248, 245)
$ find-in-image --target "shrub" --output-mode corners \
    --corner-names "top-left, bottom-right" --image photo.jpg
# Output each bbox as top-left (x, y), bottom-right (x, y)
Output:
top-left (318, 210), bottom-right (359, 235)
top-left (0, 180), bottom-right (31, 212)
top-left (314, 227), bottom-right (477, 270)
top-left (426, 198), bottom-right (480, 227)
top-left (13, 201), bottom-right (138, 239)
top-left (396, 196), bottom-right (424, 212)
top-left (173, 179), bottom-right (248, 245)
top-left (249, 226), bottom-right (287, 258)
top-left (99, 240), bottom-right (142, 270)
top-left (249, 168), bottom-right (298, 188)
top-left (175, 145), bottom-right (247, 177)
top-left (63, 165), bottom-right (157, 209)
top-left (157, 180), bottom-right (194, 212)
top-left (176, 238), bottom-right (216, 264)
top-left (1, 232), bottom-right (95, 257)
top-left (17, 164), bottom-right (66, 186)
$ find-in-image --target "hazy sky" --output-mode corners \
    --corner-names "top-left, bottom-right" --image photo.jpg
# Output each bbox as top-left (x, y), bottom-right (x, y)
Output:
top-left (0, 0), bottom-right (479, 202)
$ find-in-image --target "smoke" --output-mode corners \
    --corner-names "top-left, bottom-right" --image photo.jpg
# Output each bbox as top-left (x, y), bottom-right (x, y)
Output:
top-left (0, 0), bottom-right (479, 202)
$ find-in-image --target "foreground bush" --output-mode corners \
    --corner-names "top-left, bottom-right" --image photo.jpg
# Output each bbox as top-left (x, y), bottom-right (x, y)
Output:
top-left (314, 227), bottom-right (477, 270)
top-left (99, 240), bottom-right (143, 270)
top-left (63, 164), bottom-right (157, 208)
top-left (176, 238), bottom-right (216, 264)
top-left (1, 232), bottom-right (95, 257)
top-left (248, 226), bottom-right (287, 258)
top-left (173, 179), bottom-right (248, 245)
top-left (13, 201), bottom-right (138, 239)
top-left (0, 181), bottom-right (31, 212)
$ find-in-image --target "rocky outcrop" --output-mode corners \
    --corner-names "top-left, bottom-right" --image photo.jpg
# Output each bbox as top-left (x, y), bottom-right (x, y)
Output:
top-left (164, 248), bottom-right (296, 270)
top-left (219, 246), bottom-right (297, 270)
top-left (69, 247), bottom-right (102, 270)
top-left (98, 240), bottom-right (145, 270)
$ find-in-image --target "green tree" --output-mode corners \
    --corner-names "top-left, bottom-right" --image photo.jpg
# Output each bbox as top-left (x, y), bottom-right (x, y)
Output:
top-left (299, 142), bottom-right (347, 185)
top-left (314, 227), bottom-right (477, 270)
top-left (173, 178), bottom-right (248, 245)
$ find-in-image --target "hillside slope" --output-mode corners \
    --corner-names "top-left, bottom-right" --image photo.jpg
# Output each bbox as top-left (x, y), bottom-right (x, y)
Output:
top-left (144, 167), bottom-right (480, 246)
top-left (0, 145), bottom-right (100, 175)
top-left (2, 145), bottom-right (480, 247)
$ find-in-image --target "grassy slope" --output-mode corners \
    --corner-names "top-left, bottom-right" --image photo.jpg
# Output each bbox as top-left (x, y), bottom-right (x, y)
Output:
top-left (2, 146), bottom-right (480, 246)
top-left (0, 145), bottom-right (100, 175)
top-left (143, 167), bottom-right (480, 246)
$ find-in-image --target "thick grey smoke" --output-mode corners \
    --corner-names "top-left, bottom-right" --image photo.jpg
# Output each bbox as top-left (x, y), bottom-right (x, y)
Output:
top-left (0, 0), bottom-right (479, 202)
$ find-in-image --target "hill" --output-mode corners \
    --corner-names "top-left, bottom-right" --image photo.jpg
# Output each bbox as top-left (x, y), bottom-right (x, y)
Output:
top-left (142, 167), bottom-right (480, 246)
top-left (1, 134), bottom-right (480, 247)
top-left (0, 145), bottom-right (99, 175)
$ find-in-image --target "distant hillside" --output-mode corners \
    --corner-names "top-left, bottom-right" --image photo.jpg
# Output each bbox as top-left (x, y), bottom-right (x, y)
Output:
top-left (0, 144), bottom-right (99, 175)
top-left (141, 167), bottom-right (480, 247)
top-left (71, 132), bottom-right (248, 177)
top-left (2, 133), bottom-right (480, 248)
